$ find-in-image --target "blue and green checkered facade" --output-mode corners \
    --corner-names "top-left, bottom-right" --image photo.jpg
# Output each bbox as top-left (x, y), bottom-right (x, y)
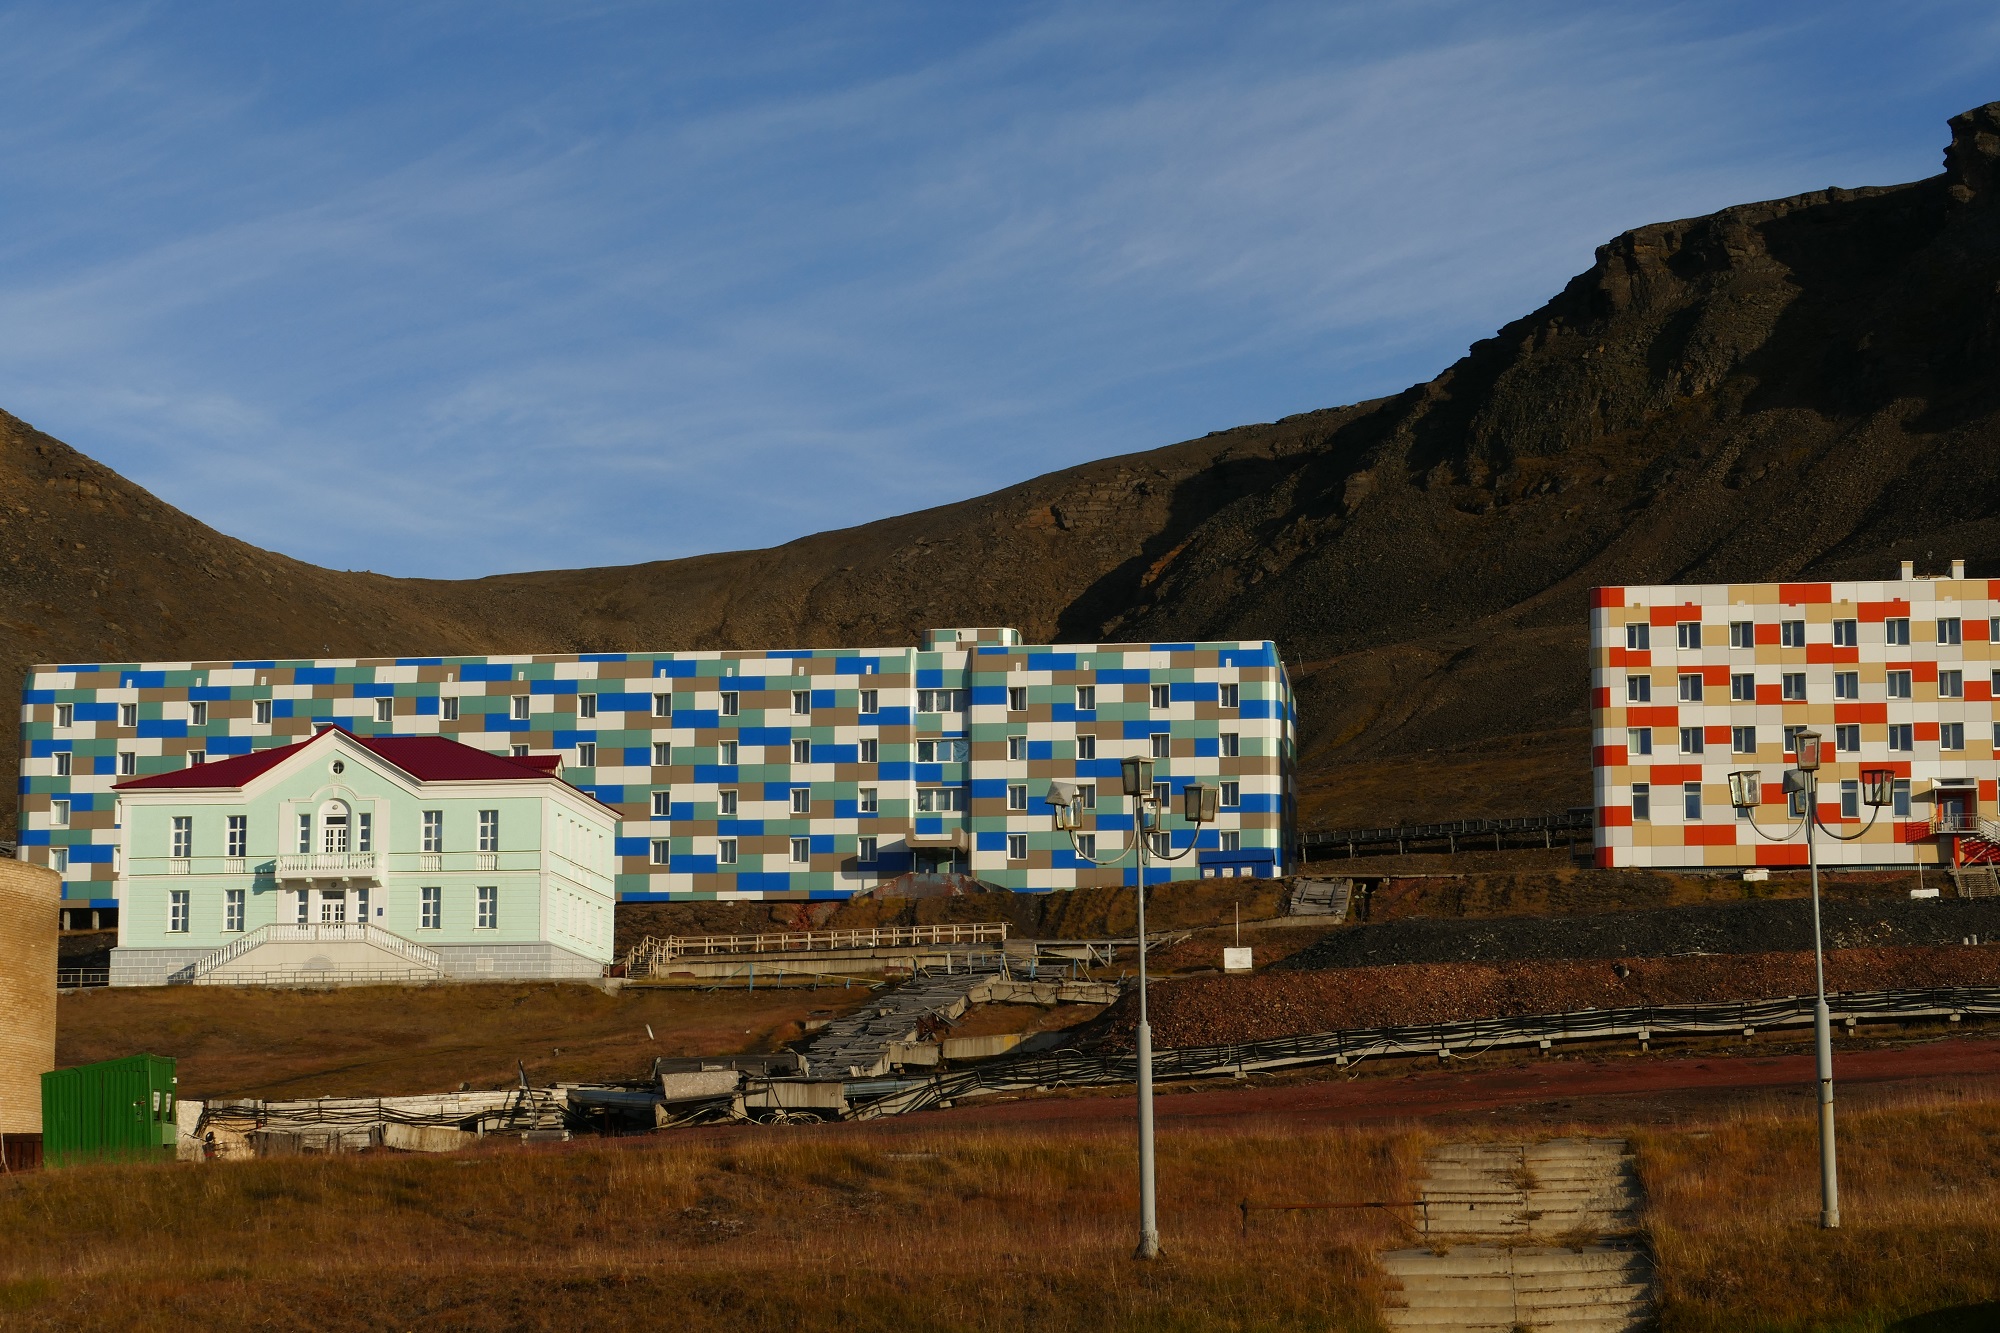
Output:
top-left (19, 628), bottom-right (1294, 902)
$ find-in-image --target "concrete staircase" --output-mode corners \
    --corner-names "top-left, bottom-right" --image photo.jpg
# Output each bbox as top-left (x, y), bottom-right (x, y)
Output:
top-left (1380, 1138), bottom-right (1655, 1332)
top-left (1286, 877), bottom-right (1352, 919)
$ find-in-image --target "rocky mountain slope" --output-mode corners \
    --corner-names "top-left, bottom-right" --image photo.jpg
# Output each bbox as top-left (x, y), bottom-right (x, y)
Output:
top-left (8, 101), bottom-right (2000, 835)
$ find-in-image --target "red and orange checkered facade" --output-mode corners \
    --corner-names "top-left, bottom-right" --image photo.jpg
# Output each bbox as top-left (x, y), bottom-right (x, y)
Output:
top-left (1591, 562), bottom-right (1997, 869)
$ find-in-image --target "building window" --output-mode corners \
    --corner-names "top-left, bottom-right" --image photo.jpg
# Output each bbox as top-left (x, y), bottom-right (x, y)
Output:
top-left (792, 739), bottom-right (812, 763)
top-left (1676, 622), bottom-right (1701, 650)
top-left (1626, 676), bottom-right (1651, 703)
top-left (1833, 619), bottom-right (1858, 647)
top-left (719, 740), bottom-right (739, 764)
top-left (1840, 780), bottom-right (1860, 820)
top-left (858, 836), bottom-right (878, 863)
top-left (1076, 834), bottom-right (1097, 860)
top-left (1077, 784), bottom-right (1097, 810)
top-left (478, 810), bottom-right (499, 852)
top-left (120, 702), bottom-right (138, 728)
top-left (1008, 687), bottom-right (1028, 712)
top-left (1221, 781), bottom-right (1241, 807)
top-left (1780, 620), bottom-right (1806, 648)
top-left (294, 890), bottom-right (309, 924)
top-left (1728, 622), bottom-right (1752, 649)
top-left (1150, 684), bottom-right (1170, 709)
top-left (119, 751), bottom-right (136, 776)
top-left (1730, 673), bottom-right (1755, 702)
top-left (791, 787), bottom-right (811, 814)
top-left (649, 693), bottom-right (672, 719)
top-left (917, 739), bottom-right (970, 762)
top-left (1941, 670), bottom-right (1964, 699)
top-left (577, 693), bottom-right (596, 719)
top-left (1628, 727), bottom-right (1653, 756)
top-left (1939, 617), bottom-right (1963, 646)
top-left (1942, 722), bottom-right (1966, 751)
top-left (1782, 725), bottom-right (1807, 754)
top-left (296, 813), bottom-right (312, 854)
top-left (441, 697), bottom-right (459, 721)
top-left (859, 738), bottom-right (879, 763)
top-left (653, 741), bottom-right (672, 766)
top-left (171, 816), bottom-right (192, 859)
top-left (653, 790), bottom-right (672, 818)
top-left (510, 695), bottom-right (530, 721)
top-left (1731, 726), bottom-right (1756, 754)
top-left (225, 889), bottom-right (245, 933)
top-left (1894, 779), bottom-right (1912, 817)
top-left (477, 886), bottom-right (497, 929)
top-left (51, 799), bottom-right (69, 827)
top-left (650, 839), bottom-right (670, 865)
top-left (375, 697), bottom-right (394, 723)
top-left (189, 751), bottom-right (206, 767)
top-left (1007, 833), bottom-right (1028, 861)
top-left (1151, 781), bottom-right (1172, 809)
top-left (252, 698), bottom-right (271, 724)
top-left (916, 787), bottom-right (966, 812)
top-left (1220, 683), bottom-right (1239, 708)
top-left (1680, 728), bottom-right (1705, 755)
top-left (1834, 672), bottom-right (1858, 700)
top-left (421, 886), bottom-right (441, 929)
top-left (422, 810), bottom-right (443, 853)
top-left (1008, 736), bottom-right (1027, 760)
top-left (790, 837), bottom-right (810, 864)
top-left (1788, 788), bottom-right (1808, 818)
top-left (1683, 782), bottom-right (1702, 821)
top-left (792, 690), bottom-right (811, 716)
top-left (1077, 735), bottom-right (1097, 760)
top-left (50, 847), bottom-right (68, 875)
top-left (323, 808), bottom-right (349, 854)
top-left (1781, 673), bottom-right (1806, 701)
top-left (1213, 732), bottom-right (1236, 758)
top-left (859, 787), bottom-right (878, 813)
top-left (1008, 784), bottom-right (1028, 811)
top-left (53, 751), bottom-right (71, 777)
top-left (720, 691), bottom-right (739, 717)
top-left (719, 790), bottom-right (738, 815)
top-left (859, 690), bottom-right (879, 714)
top-left (1678, 674), bottom-right (1704, 703)
top-left (190, 701), bottom-right (208, 726)
top-left (55, 703), bottom-right (72, 729)
top-left (169, 890), bottom-right (189, 933)
top-left (1888, 724), bottom-right (1914, 752)
top-left (227, 815), bottom-right (246, 858)
top-left (1834, 724), bottom-right (1860, 752)
top-left (1887, 671), bottom-right (1913, 699)
top-left (1629, 623), bottom-right (1653, 651)
top-left (1886, 617), bottom-right (1910, 646)
top-left (1219, 831), bottom-right (1241, 852)
top-left (1150, 732), bottom-right (1170, 759)
top-left (718, 838), bottom-right (738, 865)
top-left (576, 742), bottom-right (597, 767)
top-left (1076, 686), bottom-right (1097, 711)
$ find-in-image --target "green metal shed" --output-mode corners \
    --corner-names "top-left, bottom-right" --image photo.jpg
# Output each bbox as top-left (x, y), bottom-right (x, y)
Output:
top-left (40, 1055), bottom-right (178, 1167)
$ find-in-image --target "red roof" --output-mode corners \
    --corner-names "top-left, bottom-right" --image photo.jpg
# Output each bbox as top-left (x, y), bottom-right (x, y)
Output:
top-left (114, 726), bottom-right (572, 791)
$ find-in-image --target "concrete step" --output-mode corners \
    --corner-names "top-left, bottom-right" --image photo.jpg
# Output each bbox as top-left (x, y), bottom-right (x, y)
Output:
top-left (1381, 1246), bottom-right (1650, 1277)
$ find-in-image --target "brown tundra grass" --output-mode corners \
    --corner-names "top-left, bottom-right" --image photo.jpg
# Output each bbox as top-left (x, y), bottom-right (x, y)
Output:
top-left (0, 1123), bottom-right (1424, 1332)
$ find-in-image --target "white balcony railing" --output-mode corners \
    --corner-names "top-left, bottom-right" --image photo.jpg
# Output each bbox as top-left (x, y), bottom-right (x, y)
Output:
top-left (419, 854), bottom-right (443, 872)
top-left (476, 853), bottom-right (498, 871)
top-left (276, 852), bottom-right (380, 879)
top-left (168, 859), bottom-right (192, 875)
top-left (185, 922), bottom-right (443, 983)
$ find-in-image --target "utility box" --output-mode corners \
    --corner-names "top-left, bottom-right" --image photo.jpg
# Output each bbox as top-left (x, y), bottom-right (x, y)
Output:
top-left (1223, 947), bottom-right (1254, 973)
top-left (40, 1055), bottom-right (178, 1167)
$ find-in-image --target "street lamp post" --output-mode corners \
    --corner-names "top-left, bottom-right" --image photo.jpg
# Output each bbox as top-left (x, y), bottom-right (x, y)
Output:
top-left (1730, 740), bottom-right (1895, 1231)
top-left (1047, 762), bottom-right (1216, 1261)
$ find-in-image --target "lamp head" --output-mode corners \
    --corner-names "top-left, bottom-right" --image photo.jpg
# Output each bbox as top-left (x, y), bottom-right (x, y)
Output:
top-left (1045, 780), bottom-right (1081, 808)
top-left (1860, 768), bottom-right (1896, 807)
top-left (1794, 730), bottom-right (1823, 771)
top-left (1726, 770), bottom-right (1761, 810)
top-left (1182, 783), bottom-right (1218, 824)
top-left (1121, 756), bottom-right (1154, 798)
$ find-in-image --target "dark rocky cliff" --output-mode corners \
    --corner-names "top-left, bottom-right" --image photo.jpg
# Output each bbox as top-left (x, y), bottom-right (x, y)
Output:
top-left (8, 102), bottom-right (2000, 833)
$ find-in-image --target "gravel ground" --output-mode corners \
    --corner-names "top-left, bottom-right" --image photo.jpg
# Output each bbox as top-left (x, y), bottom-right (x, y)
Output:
top-left (1276, 897), bottom-right (2000, 970)
top-left (1091, 945), bottom-right (2000, 1050)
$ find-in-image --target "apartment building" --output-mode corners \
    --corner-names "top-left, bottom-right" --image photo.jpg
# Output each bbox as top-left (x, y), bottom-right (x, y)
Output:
top-left (19, 628), bottom-right (1295, 911)
top-left (1592, 560), bottom-right (1995, 869)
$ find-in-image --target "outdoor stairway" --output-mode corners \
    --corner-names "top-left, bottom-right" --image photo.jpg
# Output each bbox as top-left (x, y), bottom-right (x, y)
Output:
top-left (1950, 865), bottom-right (2000, 898)
top-left (1380, 1138), bottom-right (1655, 1333)
top-left (800, 965), bottom-right (1003, 1078)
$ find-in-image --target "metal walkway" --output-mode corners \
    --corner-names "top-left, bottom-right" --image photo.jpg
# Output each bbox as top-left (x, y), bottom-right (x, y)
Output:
top-left (801, 963), bottom-right (1006, 1078)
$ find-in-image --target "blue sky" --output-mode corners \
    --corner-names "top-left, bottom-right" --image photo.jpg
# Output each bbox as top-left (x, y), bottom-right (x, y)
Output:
top-left (2, 2), bottom-right (1996, 578)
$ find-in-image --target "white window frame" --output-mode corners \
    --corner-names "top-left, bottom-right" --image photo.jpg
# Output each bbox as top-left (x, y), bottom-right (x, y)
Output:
top-left (1150, 732), bottom-right (1170, 759)
top-left (1076, 685), bottom-right (1096, 711)
top-left (652, 790), bottom-right (672, 818)
top-left (1833, 672), bottom-right (1859, 700)
top-left (859, 689), bottom-right (879, 714)
top-left (1219, 831), bottom-right (1241, 852)
top-left (1887, 671), bottom-right (1913, 699)
top-left (1219, 683), bottom-right (1239, 708)
top-left (53, 751), bottom-right (71, 777)
top-left (652, 693), bottom-right (672, 718)
top-left (789, 690), bottom-right (810, 716)
top-left (511, 695), bottom-right (531, 721)
top-left (227, 814), bottom-right (247, 857)
top-left (1077, 735), bottom-right (1097, 760)
top-left (653, 741), bottom-right (672, 766)
top-left (1939, 617), bottom-right (1963, 646)
top-left (1942, 722), bottom-right (1965, 752)
top-left (1728, 621), bottom-right (1752, 649)
top-left (1220, 732), bottom-right (1240, 757)
top-left (1941, 670), bottom-right (1964, 699)
top-left (1834, 724), bottom-right (1860, 753)
top-left (1731, 726), bottom-right (1756, 755)
top-left (791, 787), bottom-right (811, 814)
top-left (440, 696), bottom-right (459, 721)
top-left (1150, 684), bottom-right (1170, 709)
top-left (860, 738), bottom-right (879, 763)
top-left (1833, 619), bottom-right (1858, 647)
top-left (171, 816), bottom-right (192, 859)
top-left (421, 886), bottom-right (441, 929)
top-left (1631, 783), bottom-right (1651, 821)
top-left (1676, 621), bottom-right (1701, 650)
top-left (51, 799), bottom-right (70, 827)
top-left (478, 810), bottom-right (499, 852)
top-left (1678, 674), bottom-right (1703, 703)
top-left (1007, 784), bottom-right (1028, 811)
top-left (476, 885), bottom-right (497, 929)
top-left (1626, 676), bottom-right (1651, 703)
top-left (1627, 728), bottom-right (1652, 756)
top-left (119, 750), bottom-right (136, 776)
top-left (792, 739), bottom-right (812, 763)
top-left (189, 701), bottom-right (208, 726)
top-left (1683, 782), bottom-right (1702, 821)
top-left (576, 741), bottom-right (597, 767)
top-left (1220, 781), bottom-right (1241, 807)
top-left (1629, 623), bottom-right (1653, 651)
top-left (1007, 834), bottom-right (1028, 861)
top-left (1886, 617), bottom-right (1910, 646)
top-left (1007, 736), bottom-right (1027, 760)
top-left (1679, 728), bottom-right (1704, 755)
top-left (1781, 673), bottom-right (1807, 702)
top-left (375, 697), bottom-right (394, 723)
top-left (858, 836), bottom-right (878, 864)
top-left (790, 837), bottom-right (810, 865)
top-left (718, 838), bottom-right (738, 865)
top-left (120, 702), bottom-right (138, 728)
top-left (1008, 687), bottom-right (1028, 712)
top-left (296, 813), bottom-right (313, 854)
top-left (188, 750), bottom-right (206, 767)
top-left (254, 699), bottom-right (273, 724)
top-left (55, 703), bottom-right (72, 729)
top-left (1888, 724), bottom-right (1914, 752)
top-left (1076, 833), bottom-right (1097, 860)
top-left (858, 787), bottom-right (878, 813)
top-left (422, 810), bottom-right (444, 853)
top-left (719, 740), bottom-right (739, 764)
top-left (169, 890), bottom-right (189, 933)
top-left (50, 847), bottom-right (68, 875)
top-left (578, 693), bottom-right (597, 719)
top-left (650, 839), bottom-right (670, 865)
top-left (1780, 620), bottom-right (1806, 648)
top-left (1730, 673), bottom-right (1755, 702)
top-left (225, 889), bottom-right (245, 933)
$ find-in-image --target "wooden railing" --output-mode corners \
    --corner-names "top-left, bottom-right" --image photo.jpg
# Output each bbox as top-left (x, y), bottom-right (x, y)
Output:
top-left (624, 922), bottom-right (1009, 976)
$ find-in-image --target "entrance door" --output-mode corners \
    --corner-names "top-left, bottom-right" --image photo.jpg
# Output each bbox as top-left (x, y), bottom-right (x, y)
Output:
top-left (1939, 787), bottom-right (1974, 833)
top-left (320, 889), bottom-right (347, 923)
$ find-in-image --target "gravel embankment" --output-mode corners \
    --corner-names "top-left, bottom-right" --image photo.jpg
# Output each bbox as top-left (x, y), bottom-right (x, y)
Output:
top-left (1091, 945), bottom-right (2000, 1051)
top-left (1275, 897), bottom-right (2000, 970)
